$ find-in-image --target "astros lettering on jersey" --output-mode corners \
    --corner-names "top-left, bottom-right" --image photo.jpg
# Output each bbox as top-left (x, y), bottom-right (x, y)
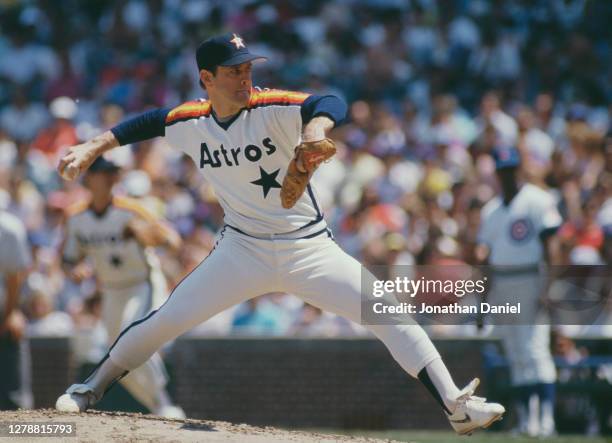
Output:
top-left (163, 88), bottom-right (325, 236)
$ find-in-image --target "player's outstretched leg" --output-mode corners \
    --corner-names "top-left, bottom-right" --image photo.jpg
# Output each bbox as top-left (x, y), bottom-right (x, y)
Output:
top-left (283, 237), bottom-right (504, 434)
top-left (60, 358), bottom-right (185, 418)
top-left (99, 278), bottom-right (185, 418)
top-left (56, 230), bottom-right (272, 413)
top-left (72, 282), bottom-right (183, 417)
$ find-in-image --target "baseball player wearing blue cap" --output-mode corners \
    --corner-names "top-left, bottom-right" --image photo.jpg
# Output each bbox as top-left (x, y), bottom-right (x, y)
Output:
top-left (477, 146), bottom-right (562, 437)
top-left (56, 33), bottom-right (504, 433)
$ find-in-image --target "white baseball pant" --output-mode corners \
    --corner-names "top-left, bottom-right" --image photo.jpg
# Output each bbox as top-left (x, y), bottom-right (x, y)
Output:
top-left (489, 272), bottom-right (556, 386)
top-left (107, 227), bottom-right (441, 379)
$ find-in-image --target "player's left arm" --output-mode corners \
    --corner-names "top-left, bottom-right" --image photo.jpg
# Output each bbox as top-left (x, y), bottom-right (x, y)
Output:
top-left (300, 95), bottom-right (348, 172)
top-left (119, 198), bottom-right (182, 252)
top-left (302, 116), bottom-right (335, 142)
top-left (539, 228), bottom-right (562, 310)
top-left (541, 230), bottom-right (561, 265)
top-left (301, 95), bottom-right (347, 141)
top-left (538, 199), bottom-right (563, 266)
top-left (279, 95), bottom-right (347, 208)
top-left (538, 200), bottom-right (563, 308)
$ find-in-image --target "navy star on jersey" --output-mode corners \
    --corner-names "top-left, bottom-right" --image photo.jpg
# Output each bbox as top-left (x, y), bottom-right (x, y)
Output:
top-left (110, 254), bottom-right (123, 267)
top-left (251, 167), bottom-right (281, 198)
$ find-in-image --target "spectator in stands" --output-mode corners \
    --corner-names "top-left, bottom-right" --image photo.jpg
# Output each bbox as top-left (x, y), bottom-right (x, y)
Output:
top-left (231, 297), bottom-right (289, 337)
top-left (558, 198), bottom-right (605, 265)
top-left (31, 96), bottom-right (79, 162)
top-left (289, 303), bottom-right (366, 337)
top-left (25, 288), bottom-right (74, 337)
top-left (0, 87), bottom-right (49, 142)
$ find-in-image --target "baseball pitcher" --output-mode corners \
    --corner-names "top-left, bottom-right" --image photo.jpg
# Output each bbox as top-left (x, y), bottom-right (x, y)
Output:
top-left (55, 33), bottom-right (504, 434)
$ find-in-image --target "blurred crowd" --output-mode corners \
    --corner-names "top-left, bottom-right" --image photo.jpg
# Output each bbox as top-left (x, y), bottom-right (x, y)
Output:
top-left (0, 0), bottom-right (610, 351)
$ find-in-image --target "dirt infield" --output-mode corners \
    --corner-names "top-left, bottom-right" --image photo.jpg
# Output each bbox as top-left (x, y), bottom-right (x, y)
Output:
top-left (0, 409), bottom-right (399, 443)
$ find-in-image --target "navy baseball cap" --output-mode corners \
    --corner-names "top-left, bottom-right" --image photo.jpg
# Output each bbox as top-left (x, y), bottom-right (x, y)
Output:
top-left (196, 32), bottom-right (266, 72)
top-left (88, 156), bottom-right (120, 173)
top-left (493, 146), bottom-right (521, 170)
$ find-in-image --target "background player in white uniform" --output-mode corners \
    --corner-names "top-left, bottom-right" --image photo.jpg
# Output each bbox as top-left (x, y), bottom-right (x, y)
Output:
top-left (0, 210), bottom-right (32, 410)
top-left (62, 156), bottom-right (184, 418)
top-left (477, 147), bottom-right (562, 437)
top-left (55, 33), bottom-right (504, 434)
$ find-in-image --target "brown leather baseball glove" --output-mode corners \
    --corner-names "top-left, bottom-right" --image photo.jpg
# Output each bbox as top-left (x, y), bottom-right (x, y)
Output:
top-left (280, 138), bottom-right (336, 209)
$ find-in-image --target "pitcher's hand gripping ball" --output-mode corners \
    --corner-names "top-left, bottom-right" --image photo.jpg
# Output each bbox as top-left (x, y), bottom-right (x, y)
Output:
top-left (58, 145), bottom-right (101, 181)
top-left (280, 138), bottom-right (336, 209)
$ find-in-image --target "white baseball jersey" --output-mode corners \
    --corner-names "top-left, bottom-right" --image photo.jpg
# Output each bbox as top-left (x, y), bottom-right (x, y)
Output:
top-left (63, 197), bottom-right (162, 289)
top-left (163, 89), bottom-right (325, 236)
top-left (478, 183), bottom-right (562, 266)
top-left (88, 85), bottom-right (448, 405)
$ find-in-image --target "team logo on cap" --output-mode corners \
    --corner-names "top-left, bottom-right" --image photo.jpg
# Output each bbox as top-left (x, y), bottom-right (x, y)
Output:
top-left (509, 218), bottom-right (533, 242)
top-left (230, 34), bottom-right (245, 49)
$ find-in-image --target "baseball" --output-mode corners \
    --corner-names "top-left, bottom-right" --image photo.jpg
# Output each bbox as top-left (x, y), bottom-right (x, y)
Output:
top-left (61, 164), bottom-right (79, 181)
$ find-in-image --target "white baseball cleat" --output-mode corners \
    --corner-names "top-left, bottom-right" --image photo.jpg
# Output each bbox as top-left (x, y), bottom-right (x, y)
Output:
top-left (155, 405), bottom-right (186, 419)
top-left (447, 378), bottom-right (505, 435)
top-left (55, 384), bottom-right (98, 413)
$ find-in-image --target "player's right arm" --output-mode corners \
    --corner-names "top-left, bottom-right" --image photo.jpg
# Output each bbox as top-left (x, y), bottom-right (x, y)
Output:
top-left (58, 130), bottom-right (120, 180)
top-left (474, 206), bottom-right (495, 330)
top-left (57, 108), bottom-right (171, 181)
top-left (60, 215), bottom-right (91, 283)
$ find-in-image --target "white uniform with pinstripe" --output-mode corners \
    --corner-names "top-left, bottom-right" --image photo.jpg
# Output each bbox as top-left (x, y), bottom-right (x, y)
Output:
top-left (63, 197), bottom-right (169, 411)
top-left (478, 183), bottom-right (561, 386)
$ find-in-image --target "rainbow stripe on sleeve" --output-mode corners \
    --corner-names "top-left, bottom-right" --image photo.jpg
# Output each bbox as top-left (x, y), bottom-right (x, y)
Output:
top-left (247, 89), bottom-right (310, 109)
top-left (165, 89), bottom-right (309, 125)
top-left (165, 100), bottom-right (212, 125)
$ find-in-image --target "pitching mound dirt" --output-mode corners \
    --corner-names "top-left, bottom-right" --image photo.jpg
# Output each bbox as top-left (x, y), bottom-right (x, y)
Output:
top-left (0, 409), bottom-right (399, 443)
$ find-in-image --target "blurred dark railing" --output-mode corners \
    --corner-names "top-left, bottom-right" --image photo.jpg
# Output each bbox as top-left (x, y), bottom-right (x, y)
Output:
top-left (26, 337), bottom-right (612, 434)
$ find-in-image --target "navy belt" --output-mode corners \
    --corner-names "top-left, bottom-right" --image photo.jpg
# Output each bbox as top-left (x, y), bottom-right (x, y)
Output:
top-left (225, 224), bottom-right (332, 240)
